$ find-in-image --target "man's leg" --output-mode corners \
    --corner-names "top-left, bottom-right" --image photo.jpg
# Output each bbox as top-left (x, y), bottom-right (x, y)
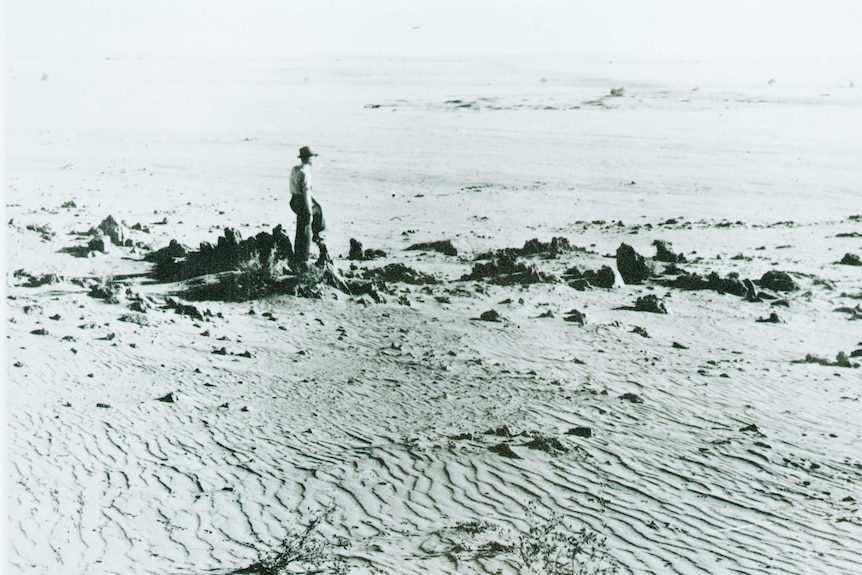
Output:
top-left (291, 194), bottom-right (312, 270)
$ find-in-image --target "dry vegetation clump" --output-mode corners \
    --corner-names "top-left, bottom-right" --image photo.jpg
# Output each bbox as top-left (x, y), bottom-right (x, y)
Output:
top-left (229, 512), bottom-right (348, 575)
top-left (516, 516), bottom-right (617, 575)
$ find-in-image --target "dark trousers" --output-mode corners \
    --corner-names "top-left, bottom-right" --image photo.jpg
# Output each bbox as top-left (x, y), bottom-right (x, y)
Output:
top-left (291, 196), bottom-right (325, 266)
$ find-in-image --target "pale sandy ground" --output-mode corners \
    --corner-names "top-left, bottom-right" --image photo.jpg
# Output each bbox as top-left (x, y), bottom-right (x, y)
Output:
top-left (5, 56), bottom-right (862, 574)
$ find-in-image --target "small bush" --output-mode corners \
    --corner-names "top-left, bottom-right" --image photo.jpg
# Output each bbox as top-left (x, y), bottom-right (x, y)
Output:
top-left (517, 516), bottom-right (617, 575)
top-left (231, 511), bottom-right (347, 575)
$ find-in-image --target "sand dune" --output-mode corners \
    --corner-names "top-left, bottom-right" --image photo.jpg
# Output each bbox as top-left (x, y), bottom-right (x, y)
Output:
top-left (6, 56), bottom-right (862, 574)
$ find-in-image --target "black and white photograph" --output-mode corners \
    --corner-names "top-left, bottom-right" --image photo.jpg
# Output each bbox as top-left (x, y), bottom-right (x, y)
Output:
top-left (4, 1), bottom-right (861, 573)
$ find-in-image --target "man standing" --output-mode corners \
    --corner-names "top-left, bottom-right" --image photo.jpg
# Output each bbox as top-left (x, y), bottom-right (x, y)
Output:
top-left (289, 146), bottom-right (325, 269)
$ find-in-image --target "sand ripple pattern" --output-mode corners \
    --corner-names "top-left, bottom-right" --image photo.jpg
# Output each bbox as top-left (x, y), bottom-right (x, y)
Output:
top-left (7, 286), bottom-right (861, 574)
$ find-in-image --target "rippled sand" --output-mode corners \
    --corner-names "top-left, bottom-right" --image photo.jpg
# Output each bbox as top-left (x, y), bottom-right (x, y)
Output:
top-left (6, 56), bottom-right (861, 574)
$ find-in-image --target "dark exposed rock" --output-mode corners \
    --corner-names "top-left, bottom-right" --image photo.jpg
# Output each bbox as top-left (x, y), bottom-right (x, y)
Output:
top-left (349, 238), bottom-right (386, 261)
top-left (362, 263), bottom-right (437, 285)
top-left (156, 392), bottom-right (177, 403)
top-left (706, 272), bottom-right (747, 296)
top-left (758, 270), bottom-right (798, 292)
top-left (616, 243), bottom-right (652, 284)
top-left (88, 234), bottom-right (112, 253)
top-left (14, 270), bottom-right (63, 288)
top-left (88, 282), bottom-right (122, 304)
top-left (657, 270), bottom-right (748, 297)
top-left (488, 443), bottom-right (521, 459)
top-left (672, 341), bottom-right (689, 349)
top-left (145, 239), bottom-right (189, 264)
top-left (740, 423), bottom-right (760, 433)
top-left (165, 297), bottom-right (204, 320)
top-left (565, 265), bottom-right (616, 290)
top-left (148, 226), bottom-right (293, 282)
top-left (631, 326), bottom-right (650, 338)
top-left (405, 239), bottom-right (458, 256)
top-left (484, 425), bottom-right (515, 437)
top-left (477, 237), bottom-right (577, 261)
top-left (838, 253), bottom-right (861, 266)
top-left (30, 328), bottom-right (49, 336)
top-left (565, 427), bottom-right (593, 438)
top-left (756, 312), bottom-right (781, 323)
top-left (349, 239), bottom-right (364, 260)
top-left (118, 313), bottom-right (149, 326)
top-left (89, 215), bottom-right (128, 247)
top-left (462, 254), bottom-right (554, 286)
top-left (619, 393), bottom-right (643, 403)
top-left (344, 279), bottom-right (386, 303)
top-left (525, 435), bottom-right (569, 455)
top-left (792, 353), bottom-right (860, 368)
top-left (634, 294), bottom-right (667, 314)
top-left (563, 309), bottom-right (586, 324)
top-left (652, 240), bottom-right (686, 263)
top-left (477, 309), bottom-right (503, 322)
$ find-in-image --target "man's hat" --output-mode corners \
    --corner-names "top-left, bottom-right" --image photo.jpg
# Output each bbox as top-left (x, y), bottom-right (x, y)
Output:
top-left (299, 146), bottom-right (318, 159)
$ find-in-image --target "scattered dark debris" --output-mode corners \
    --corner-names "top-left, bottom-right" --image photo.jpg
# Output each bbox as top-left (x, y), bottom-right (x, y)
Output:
top-left (26, 223), bottom-right (56, 241)
top-left (14, 270), bottom-right (63, 288)
top-left (792, 352), bottom-right (859, 368)
top-left (656, 270), bottom-right (748, 297)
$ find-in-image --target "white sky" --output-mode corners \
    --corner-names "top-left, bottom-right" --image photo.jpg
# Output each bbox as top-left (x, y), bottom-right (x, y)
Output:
top-left (4, 0), bottom-right (862, 60)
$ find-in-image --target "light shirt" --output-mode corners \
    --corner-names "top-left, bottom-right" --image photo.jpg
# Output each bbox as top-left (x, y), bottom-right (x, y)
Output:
top-left (290, 164), bottom-right (313, 197)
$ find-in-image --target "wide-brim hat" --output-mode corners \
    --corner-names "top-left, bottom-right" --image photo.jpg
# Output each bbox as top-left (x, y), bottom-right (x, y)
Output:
top-left (298, 146), bottom-right (318, 159)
